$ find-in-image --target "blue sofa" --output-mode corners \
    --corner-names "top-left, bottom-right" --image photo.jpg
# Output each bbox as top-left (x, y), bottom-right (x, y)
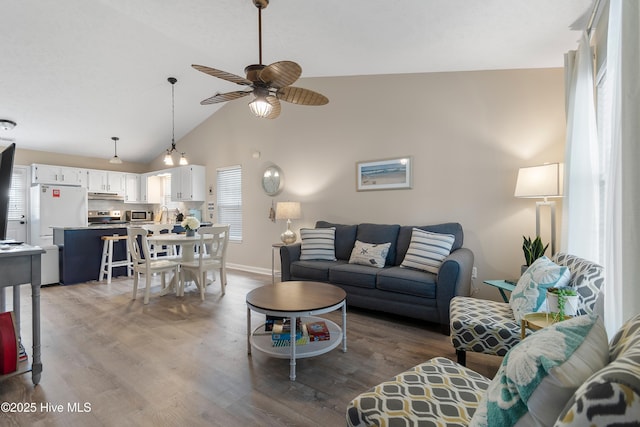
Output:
top-left (280, 221), bottom-right (474, 332)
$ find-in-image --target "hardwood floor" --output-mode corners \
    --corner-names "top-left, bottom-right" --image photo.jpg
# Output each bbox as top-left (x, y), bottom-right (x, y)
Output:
top-left (0, 270), bottom-right (500, 426)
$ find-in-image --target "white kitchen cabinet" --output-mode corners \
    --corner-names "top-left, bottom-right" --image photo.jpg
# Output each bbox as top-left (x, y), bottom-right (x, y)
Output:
top-left (124, 173), bottom-right (140, 203)
top-left (31, 164), bottom-right (83, 186)
top-left (170, 165), bottom-right (205, 202)
top-left (141, 173), bottom-right (163, 204)
top-left (87, 169), bottom-right (126, 194)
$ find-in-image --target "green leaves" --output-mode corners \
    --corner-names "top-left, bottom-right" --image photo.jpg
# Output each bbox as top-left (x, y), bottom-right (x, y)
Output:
top-left (522, 236), bottom-right (549, 266)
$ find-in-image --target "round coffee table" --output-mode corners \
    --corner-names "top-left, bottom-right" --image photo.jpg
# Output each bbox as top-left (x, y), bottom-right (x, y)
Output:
top-left (246, 281), bottom-right (347, 381)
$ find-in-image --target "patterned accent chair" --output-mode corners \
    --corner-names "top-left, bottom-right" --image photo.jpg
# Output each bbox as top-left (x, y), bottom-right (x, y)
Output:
top-left (449, 252), bottom-right (604, 365)
top-left (346, 313), bottom-right (640, 426)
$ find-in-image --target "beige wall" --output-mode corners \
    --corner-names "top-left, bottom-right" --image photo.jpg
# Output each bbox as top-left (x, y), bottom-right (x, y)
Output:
top-left (155, 68), bottom-right (566, 301)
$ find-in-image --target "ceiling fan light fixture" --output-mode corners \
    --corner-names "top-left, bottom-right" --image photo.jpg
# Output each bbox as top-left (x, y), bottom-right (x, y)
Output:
top-left (249, 96), bottom-right (273, 118)
top-left (109, 136), bottom-right (123, 164)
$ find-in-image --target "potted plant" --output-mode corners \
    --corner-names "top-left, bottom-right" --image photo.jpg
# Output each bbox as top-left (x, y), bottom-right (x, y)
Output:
top-left (181, 216), bottom-right (200, 237)
top-left (521, 236), bottom-right (549, 274)
top-left (546, 287), bottom-right (579, 321)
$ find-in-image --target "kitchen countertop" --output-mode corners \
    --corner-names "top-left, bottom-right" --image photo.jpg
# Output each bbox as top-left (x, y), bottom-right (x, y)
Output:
top-left (52, 221), bottom-right (213, 231)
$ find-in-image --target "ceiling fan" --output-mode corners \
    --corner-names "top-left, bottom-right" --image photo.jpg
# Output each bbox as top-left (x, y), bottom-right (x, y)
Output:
top-left (192, 0), bottom-right (329, 119)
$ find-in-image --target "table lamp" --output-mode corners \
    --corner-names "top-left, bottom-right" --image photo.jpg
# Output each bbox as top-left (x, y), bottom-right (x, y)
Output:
top-left (514, 163), bottom-right (563, 254)
top-left (275, 202), bottom-right (301, 244)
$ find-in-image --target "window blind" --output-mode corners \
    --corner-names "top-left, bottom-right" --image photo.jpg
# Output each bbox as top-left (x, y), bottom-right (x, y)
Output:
top-left (217, 165), bottom-right (242, 242)
top-left (8, 167), bottom-right (27, 221)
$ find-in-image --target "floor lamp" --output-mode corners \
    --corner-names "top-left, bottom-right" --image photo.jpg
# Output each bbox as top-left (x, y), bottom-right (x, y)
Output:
top-left (514, 163), bottom-right (563, 254)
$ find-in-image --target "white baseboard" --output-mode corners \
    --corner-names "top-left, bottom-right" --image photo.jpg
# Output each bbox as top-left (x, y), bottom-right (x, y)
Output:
top-left (226, 262), bottom-right (272, 277)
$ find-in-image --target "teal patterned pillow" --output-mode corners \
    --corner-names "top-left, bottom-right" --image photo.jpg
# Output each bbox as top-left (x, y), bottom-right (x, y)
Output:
top-left (470, 315), bottom-right (608, 427)
top-left (509, 256), bottom-right (570, 322)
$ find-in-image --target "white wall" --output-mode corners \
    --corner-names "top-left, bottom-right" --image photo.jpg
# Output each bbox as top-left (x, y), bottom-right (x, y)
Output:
top-left (153, 68), bottom-right (568, 301)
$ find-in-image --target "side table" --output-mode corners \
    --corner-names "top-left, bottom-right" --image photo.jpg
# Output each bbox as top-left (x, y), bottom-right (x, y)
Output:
top-left (520, 312), bottom-right (573, 339)
top-left (271, 243), bottom-right (284, 285)
top-left (483, 279), bottom-right (516, 303)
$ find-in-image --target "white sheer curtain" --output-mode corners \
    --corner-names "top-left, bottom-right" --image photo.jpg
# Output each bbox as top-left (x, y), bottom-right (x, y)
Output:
top-left (561, 33), bottom-right (600, 262)
top-left (601, 0), bottom-right (640, 335)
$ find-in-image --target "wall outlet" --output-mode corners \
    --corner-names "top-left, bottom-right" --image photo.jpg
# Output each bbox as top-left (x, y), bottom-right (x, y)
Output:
top-left (472, 266), bottom-right (478, 279)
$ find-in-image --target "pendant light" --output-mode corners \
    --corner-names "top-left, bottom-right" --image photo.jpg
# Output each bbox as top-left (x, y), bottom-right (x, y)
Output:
top-left (109, 137), bottom-right (122, 164)
top-left (164, 77), bottom-right (188, 166)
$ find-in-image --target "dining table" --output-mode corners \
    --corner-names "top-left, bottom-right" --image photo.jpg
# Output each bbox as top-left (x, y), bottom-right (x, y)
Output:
top-left (146, 232), bottom-right (215, 295)
top-left (146, 232), bottom-right (213, 262)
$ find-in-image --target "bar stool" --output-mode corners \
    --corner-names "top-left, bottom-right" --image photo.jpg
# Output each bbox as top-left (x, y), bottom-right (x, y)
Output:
top-left (99, 234), bottom-right (133, 284)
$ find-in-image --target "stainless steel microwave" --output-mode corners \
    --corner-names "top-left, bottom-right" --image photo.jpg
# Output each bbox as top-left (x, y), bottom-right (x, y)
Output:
top-left (125, 210), bottom-right (153, 222)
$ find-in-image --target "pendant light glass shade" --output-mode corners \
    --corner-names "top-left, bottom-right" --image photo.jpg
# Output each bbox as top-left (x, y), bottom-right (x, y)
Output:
top-left (163, 150), bottom-right (174, 166)
top-left (109, 136), bottom-right (123, 164)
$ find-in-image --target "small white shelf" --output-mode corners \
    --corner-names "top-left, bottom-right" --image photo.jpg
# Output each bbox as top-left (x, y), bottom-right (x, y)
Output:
top-left (250, 316), bottom-right (342, 359)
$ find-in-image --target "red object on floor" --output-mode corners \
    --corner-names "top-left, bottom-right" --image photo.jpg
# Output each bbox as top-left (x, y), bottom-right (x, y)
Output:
top-left (0, 311), bottom-right (18, 375)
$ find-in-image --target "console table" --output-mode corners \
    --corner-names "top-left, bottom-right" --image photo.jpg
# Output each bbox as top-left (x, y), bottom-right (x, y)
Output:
top-left (0, 244), bottom-right (44, 385)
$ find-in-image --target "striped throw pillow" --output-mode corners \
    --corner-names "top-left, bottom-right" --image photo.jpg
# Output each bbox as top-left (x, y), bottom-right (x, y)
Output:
top-left (400, 228), bottom-right (455, 273)
top-left (299, 227), bottom-right (337, 261)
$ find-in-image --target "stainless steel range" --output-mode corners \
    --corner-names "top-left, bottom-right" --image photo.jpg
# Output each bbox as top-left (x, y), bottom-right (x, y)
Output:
top-left (88, 210), bottom-right (126, 226)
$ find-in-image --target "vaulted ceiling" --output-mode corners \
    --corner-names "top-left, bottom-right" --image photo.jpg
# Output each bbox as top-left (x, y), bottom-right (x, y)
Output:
top-left (0, 0), bottom-right (594, 163)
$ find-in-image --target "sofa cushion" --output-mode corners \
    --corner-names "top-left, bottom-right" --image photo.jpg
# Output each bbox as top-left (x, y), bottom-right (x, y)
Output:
top-left (470, 314), bottom-right (608, 427)
top-left (316, 221), bottom-right (358, 261)
top-left (400, 228), bottom-right (455, 274)
top-left (509, 256), bottom-right (571, 322)
top-left (290, 259), bottom-right (348, 281)
top-left (395, 223), bottom-right (464, 265)
top-left (328, 263), bottom-right (378, 289)
top-left (299, 227), bottom-right (337, 261)
top-left (376, 266), bottom-right (437, 299)
top-left (355, 223), bottom-right (400, 266)
top-left (555, 313), bottom-right (640, 426)
top-left (349, 240), bottom-right (390, 268)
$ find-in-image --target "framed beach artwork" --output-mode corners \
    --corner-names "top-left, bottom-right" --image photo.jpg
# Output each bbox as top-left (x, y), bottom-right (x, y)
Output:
top-left (356, 157), bottom-right (413, 191)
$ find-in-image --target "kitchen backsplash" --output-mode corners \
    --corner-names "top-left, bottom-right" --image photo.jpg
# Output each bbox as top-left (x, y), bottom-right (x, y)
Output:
top-left (87, 200), bottom-right (204, 223)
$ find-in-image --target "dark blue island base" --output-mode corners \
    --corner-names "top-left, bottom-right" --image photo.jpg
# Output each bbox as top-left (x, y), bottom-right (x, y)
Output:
top-left (53, 227), bottom-right (129, 285)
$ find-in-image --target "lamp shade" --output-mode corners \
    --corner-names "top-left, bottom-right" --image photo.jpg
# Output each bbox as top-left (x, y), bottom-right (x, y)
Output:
top-left (275, 202), bottom-right (301, 220)
top-left (514, 163), bottom-right (563, 198)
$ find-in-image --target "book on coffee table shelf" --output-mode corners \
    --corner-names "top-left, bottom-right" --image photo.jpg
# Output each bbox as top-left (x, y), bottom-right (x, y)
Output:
top-left (271, 318), bottom-right (303, 341)
top-left (306, 320), bottom-right (330, 341)
top-left (265, 315), bottom-right (286, 332)
top-left (272, 334), bottom-right (310, 347)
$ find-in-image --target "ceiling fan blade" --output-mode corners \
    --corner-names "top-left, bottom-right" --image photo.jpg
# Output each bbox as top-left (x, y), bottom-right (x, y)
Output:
top-left (192, 64), bottom-right (253, 86)
top-left (264, 96), bottom-right (281, 119)
top-left (277, 86), bottom-right (329, 106)
top-left (201, 91), bottom-right (251, 105)
top-left (259, 61), bottom-right (302, 89)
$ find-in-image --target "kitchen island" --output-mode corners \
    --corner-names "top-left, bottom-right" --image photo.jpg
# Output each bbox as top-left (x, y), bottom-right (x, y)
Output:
top-left (53, 226), bottom-right (129, 285)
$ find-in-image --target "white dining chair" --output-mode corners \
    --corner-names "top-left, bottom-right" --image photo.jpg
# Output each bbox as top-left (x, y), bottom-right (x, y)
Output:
top-left (141, 224), bottom-right (179, 260)
top-left (127, 227), bottom-right (180, 304)
top-left (178, 225), bottom-right (230, 300)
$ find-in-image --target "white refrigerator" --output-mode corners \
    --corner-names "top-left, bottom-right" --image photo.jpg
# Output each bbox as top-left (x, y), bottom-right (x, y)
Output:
top-left (30, 184), bottom-right (88, 284)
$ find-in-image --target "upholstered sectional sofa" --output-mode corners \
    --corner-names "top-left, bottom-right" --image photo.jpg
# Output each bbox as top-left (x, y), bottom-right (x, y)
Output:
top-left (280, 221), bottom-right (474, 331)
